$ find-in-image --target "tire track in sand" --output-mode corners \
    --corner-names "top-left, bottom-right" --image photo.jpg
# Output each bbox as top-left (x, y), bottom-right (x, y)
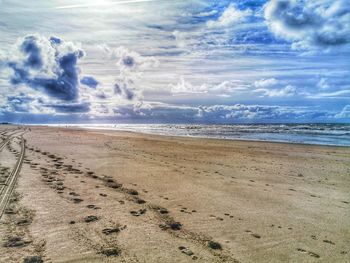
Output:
top-left (0, 135), bottom-right (26, 220)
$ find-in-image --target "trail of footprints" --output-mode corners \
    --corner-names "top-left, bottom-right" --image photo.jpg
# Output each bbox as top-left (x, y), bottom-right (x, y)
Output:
top-left (23, 145), bottom-right (236, 262)
top-left (3, 141), bottom-right (346, 261)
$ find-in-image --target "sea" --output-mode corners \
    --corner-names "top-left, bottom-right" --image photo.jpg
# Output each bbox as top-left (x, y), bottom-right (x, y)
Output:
top-left (50, 123), bottom-right (350, 147)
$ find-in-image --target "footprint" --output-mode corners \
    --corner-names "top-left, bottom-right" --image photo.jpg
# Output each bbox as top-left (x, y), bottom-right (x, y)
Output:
top-left (102, 228), bottom-right (120, 235)
top-left (100, 248), bottom-right (120, 257)
top-left (323, 239), bottom-right (335, 245)
top-left (84, 215), bottom-right (99, 223)
top-left (251, 233), bottom-right (261, 239)
top-left (297, 248), bottom-right (320, 258)
top-left (124, 188), bottom-right (139, 195)
top-left (178, 246), bottom-right (194, 256)
top-left (159, 221), bottom-right (182, 231)
top-left (87, 205), bottom-right (101, 209)
top-left (130, 209), bottom-right (146, 217)
top-left (209, 214), bottom-right (223, 221)
top-left (207, 241), bottom-right (222, 250)
top-left (132, 197), bottom-right (146, 204)
top-left (72, 198), bottom-right (83, 204)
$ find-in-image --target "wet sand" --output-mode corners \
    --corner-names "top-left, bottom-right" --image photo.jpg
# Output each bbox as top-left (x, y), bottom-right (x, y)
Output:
top-left (0, 125), bottom-right (349, 262)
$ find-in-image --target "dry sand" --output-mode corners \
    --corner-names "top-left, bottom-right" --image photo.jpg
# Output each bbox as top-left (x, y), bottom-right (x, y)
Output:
top-left (0, 125), bottom-right (349, 263)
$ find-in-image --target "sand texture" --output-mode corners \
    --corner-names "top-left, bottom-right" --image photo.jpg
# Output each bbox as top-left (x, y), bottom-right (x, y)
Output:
top-left (0, 125), bottom-right (349, 262)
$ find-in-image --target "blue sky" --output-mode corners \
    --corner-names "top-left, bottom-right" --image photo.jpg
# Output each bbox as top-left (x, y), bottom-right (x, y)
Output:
top-left (0, 0), bottom-right (349, 123)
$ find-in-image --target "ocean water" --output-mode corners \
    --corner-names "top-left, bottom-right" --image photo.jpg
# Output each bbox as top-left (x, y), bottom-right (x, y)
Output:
top-left (54, 123), bottom-right (350, 147)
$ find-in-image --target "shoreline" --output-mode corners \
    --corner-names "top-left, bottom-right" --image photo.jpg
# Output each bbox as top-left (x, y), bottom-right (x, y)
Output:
top-left (28, 124), bottom-right (350, 148)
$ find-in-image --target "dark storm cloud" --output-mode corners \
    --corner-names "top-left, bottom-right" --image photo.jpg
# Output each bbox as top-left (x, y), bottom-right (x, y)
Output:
top-left (5, 95), bottom-right (35, 113)
top-left (7, 95), bottom-right (34, 104)
top-left (44, 102), bottom-right (91, 113)
top-left (114, 83), bottom-right (122, 95)
top-left (4, 35), bottom-right (85, 101)
top-left (122, 56), bottom-right (135, 67)
top-left (80, 76), bottom-right (99, 89)
top-left (114, 82), bottom-right (135, 101)
top-left (264, 0), bottom-right (350, 49)
top-left (50, 36), bottom-right (62, 44)
top-left (20, 35), bottom-right (43, 69)
top-left (123, 87), bottom-right (135, 100)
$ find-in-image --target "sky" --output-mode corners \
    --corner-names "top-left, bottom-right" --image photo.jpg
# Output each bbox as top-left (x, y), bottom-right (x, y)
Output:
top-left (0, 0), bottom-right (349, 124)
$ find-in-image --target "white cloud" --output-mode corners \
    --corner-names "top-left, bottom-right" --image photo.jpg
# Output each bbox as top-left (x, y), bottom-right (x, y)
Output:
top-left (254, 78), bottom-right (279, 88)
top-left (169, 78), bottom-right (208, 94)
top-left (255, 85), bottom-right (298, 97)
top-left (253, 78), bottom-right (298, 97)
top-left (207, 4), bottom-right (252, 28)
top-left (195, 10), bottom-right (218, 18)
top-left (197, 104), bottom-right (265, 120)
top-left (96, 45), bottom-right (159, 103)
top-left (196, 104), bottom-right (319, 121)
top-left (169, 78), bottom-right (249, 96)
top-left (114, 46), bottom-right (159, 74)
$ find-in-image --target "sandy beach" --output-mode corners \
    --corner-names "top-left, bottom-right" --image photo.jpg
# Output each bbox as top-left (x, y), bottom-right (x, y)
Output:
top-left (0, 125), bottom-right (349, 263)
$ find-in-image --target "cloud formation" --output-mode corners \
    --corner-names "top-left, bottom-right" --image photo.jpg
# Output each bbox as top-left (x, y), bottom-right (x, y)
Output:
top-left (98, 103), bottom-right (308, 123)
top-left (169, 78), bottom-right (249, 97)
top-left (264, 0), bottom-right (350, 49)
top-left (2, 35), bottom-right (85, 101)
top-left (170, 78), bottom-right (208, 94)
top-left (254, 78), bottom-right (298, 97)
top-left (197, 104), bottom-right (279, 120)
top-left (106, 46), bottom-right (159, 101)
top-left (0, 35), bottom-right (102, 115)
